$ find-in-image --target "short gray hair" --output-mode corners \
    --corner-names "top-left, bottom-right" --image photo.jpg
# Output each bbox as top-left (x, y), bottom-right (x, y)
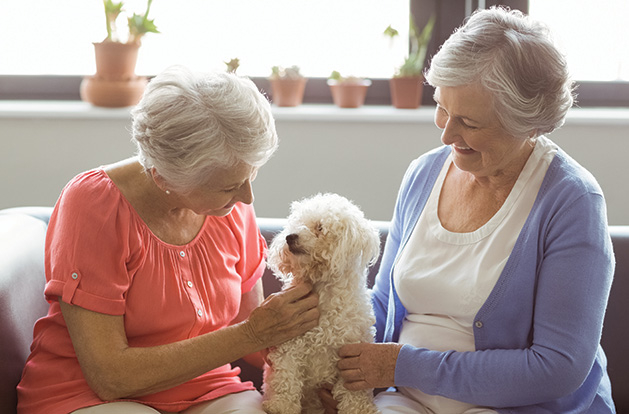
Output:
top-left (425, 7), bottom-right (574, 138)
top-left (131, 66), bottom-right (278, 192)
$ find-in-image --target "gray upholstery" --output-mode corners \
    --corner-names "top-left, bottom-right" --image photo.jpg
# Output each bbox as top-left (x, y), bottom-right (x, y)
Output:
top-left (0, 213), bottom-right (49, 413)
top-left (1, 207), bottom-right (627, 413)
top-left (601, 225), bottom-right (629, 410)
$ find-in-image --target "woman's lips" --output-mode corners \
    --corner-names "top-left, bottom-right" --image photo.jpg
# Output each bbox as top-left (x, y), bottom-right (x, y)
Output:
top-left (453, 144), bottom-right (475, 154)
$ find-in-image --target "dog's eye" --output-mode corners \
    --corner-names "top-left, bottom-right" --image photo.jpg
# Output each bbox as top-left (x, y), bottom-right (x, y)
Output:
top-left (314, 222), bottom-right (324, 236)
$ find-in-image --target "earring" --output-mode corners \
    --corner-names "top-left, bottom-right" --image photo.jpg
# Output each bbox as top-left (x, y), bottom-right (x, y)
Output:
top-left (165, 190), bottom-right (171, 195)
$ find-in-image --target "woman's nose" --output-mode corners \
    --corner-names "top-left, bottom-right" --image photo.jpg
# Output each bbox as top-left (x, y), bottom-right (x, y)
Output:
top-left (236, 180), bottom-right (254, 205)
top-left (440, 119), bottom-right (453, 145)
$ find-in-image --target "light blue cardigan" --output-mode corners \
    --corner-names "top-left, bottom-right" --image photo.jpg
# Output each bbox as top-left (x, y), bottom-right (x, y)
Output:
top-left (372, 144), bottom-right (616, 413)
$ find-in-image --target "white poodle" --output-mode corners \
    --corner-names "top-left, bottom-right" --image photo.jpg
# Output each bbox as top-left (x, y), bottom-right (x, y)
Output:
top-left (262, 193), bottom-right (381, 414)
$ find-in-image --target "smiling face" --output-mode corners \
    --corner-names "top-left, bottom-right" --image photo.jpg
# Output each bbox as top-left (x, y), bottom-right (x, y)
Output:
top-left (434, 84), bottom-right (534, 182)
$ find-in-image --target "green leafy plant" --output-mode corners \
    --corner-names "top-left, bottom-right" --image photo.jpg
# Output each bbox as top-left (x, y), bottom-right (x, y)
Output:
top-left (385, 14), bottom-right (435, 78)
top-left (225, 58), bottom-right (241, 73)
top-left (270, 65), bottom-right (304, 80)
top-left (103, 0), bottom-right (159, 44)
top-left (328, 71), bottom-right (369, 84)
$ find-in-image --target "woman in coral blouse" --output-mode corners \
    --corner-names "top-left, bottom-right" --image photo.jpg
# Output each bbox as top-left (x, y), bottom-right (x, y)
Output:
top-left (18, 66), bottom-right (320, 414)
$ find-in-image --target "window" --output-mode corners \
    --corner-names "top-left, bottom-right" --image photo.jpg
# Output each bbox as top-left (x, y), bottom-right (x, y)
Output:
top-left (529, 0), bottom-right (629, 82)
top-left (527, 0), bottom-right (629, 106)
top-left (0, 0), bottom-right (410, 78)
top-left (1, 0), bottom-right (626, 106)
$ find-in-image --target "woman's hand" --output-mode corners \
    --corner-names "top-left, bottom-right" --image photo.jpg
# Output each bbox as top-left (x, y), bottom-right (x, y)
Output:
top-left (57, 282), bottom-right (318, 401)
top-left (318, 384), bottom-right (339, 414)
top-left (244, 282), bottom-right (319, 349)
top-left (338, 342), bottom-right (403, 391)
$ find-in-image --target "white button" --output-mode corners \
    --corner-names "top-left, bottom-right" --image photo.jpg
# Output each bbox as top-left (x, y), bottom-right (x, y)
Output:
top-left (475, 321), bottom-right (483, 328)
top-left (179, 251), bottom-right (186, 258)
top-left (187, 281), bottom-right (193, 288)
top-left (197, 309), bottom-right (203, 317)
top-left (71, 272), bottom-right (78, 280)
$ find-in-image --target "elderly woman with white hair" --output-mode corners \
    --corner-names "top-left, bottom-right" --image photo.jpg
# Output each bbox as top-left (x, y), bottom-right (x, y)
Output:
top-left (17, 66), bottom-right (320, 414)
top-left (322, 6), bottom-right (616, 414)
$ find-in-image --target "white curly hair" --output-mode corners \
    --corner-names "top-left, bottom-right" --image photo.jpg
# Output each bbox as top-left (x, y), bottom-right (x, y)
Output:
top-left (425, 6), bottom-right (575, 138)
top-left (131, 65), bottom-right (278, 193)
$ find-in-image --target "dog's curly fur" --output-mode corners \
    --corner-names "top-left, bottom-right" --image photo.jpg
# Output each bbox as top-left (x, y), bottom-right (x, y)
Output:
top-left (262, 193), bottom-right (381, 414)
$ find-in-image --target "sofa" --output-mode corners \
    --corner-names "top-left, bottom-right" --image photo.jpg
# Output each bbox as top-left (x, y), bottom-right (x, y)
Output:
top-left (1, 206), bottom-right (627, 413)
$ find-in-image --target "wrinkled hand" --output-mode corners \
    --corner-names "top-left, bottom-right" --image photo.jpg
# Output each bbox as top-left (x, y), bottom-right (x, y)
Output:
top-left (338, 342), bottom-right (403, 391)
top-left (318, 384), bottom-right (338, 414)
top-left (244, 283), bottom-right (319, 350)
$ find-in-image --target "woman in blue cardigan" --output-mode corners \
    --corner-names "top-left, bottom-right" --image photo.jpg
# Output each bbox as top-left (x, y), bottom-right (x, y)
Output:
top-left (323, 6), bottom-right (615, 414)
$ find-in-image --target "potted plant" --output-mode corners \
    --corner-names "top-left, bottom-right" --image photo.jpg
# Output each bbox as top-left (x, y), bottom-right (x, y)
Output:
top-left (385, 15), bottom-right (435, 109)
top-left (268, 66), bottom-right (308, 107)
top-left (327, 71), bottom-right (372, 108)
top-left (81, 0), bottom-right (159, 108)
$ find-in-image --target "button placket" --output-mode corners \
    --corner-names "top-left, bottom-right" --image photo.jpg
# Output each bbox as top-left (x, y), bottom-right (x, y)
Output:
top-left (175, 248), bottom-right (206, 331)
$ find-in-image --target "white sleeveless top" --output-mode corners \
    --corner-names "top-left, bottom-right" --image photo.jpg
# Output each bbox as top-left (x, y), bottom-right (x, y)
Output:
top-left (393, 136), bottom-right (558, 413)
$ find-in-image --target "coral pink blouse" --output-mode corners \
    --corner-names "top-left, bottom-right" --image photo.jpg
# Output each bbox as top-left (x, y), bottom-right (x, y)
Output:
top-left (17, 169), bottom-right (267, 414)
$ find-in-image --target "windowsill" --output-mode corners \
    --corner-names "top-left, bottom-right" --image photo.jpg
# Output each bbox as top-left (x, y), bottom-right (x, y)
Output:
top-left (1, 100), bottom-right (628, 126)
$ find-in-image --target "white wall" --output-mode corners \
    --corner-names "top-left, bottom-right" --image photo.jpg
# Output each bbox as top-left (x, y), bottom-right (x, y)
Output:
top-left (1, 103), bottom-right (628, 225)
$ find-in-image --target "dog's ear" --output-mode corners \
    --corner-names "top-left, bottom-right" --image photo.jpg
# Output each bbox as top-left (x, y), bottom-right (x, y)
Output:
top-left (359, 221), bottom-right (381, 269)
top-left (313, 221), bottom-right (324, 237)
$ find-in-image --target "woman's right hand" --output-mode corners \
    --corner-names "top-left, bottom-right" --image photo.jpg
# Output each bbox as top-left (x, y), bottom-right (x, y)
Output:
top-left (243, 282), bottom-right (319, 349)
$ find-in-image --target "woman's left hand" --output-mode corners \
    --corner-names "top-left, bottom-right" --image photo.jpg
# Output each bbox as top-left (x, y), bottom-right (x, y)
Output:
top-left (318, 384), bottom-right (338, 414)
top-left (337, 342), bottom-right (403, 391)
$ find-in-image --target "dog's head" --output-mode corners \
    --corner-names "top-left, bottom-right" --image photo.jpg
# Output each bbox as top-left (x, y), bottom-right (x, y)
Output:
top-left (267, 193), bottom-right (381, 286)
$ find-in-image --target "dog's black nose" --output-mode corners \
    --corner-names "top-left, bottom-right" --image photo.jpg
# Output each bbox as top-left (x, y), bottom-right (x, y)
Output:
top-left (286, 234), bottom-right (298, 245)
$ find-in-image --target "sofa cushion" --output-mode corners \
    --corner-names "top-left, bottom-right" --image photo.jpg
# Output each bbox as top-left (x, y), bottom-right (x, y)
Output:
top-left (602, 226), bottom-right (629, 411)
top-left (0, 214), bottom-right (49, 414)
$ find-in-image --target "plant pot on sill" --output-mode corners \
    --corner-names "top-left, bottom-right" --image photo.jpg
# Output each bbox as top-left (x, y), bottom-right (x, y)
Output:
top-left (80, 41), bottom-right (147, 108)
top-left (327, 79), bottom-right (372, 108)
top-left (270, 78), bottom-right (308, 107)
top-left (389, 76), bottom-right (424, 109)
top-left (80, 76), bottom-right (148, 108)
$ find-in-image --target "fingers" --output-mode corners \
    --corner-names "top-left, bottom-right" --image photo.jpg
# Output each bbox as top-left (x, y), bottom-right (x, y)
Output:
top-left (338, 342), bottom-right (362, 358)
top-left (338, 359), bottom-right (369, 391)
top-left (343, 380), bottom-right (372, 392)
top-left (244, 282), bottom-right (320, 349)
top-left (280, 282), bottom-right (315, 303)
top-left (337, 342), bottom-right (402, 391)
top-left (318, 385), bottom-right (338, 414)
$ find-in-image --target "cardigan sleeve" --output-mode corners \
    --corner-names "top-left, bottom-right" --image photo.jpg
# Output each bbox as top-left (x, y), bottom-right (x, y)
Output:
top-left (394, 176), bottom-right (615, 408)
top-left (372, 157), bottom-right (421, 342)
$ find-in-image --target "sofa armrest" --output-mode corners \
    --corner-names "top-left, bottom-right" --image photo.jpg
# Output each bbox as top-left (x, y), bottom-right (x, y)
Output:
top-left (0, 214), bottom-right (50, 414)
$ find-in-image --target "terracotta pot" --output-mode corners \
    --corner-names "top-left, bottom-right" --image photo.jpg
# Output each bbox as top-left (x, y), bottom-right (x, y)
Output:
top-left (389, 76), bottom-right (424, 109)
top-left (80, 76), bottom-right (148, 108)
top-left (327, 79), bottom-right (372, 108)
top-left (82, 41), bottom-right (147, 107)
top-left (93, 41), bottom-right (140, 81)
top-left (270, 78), bottom-right (308, 107)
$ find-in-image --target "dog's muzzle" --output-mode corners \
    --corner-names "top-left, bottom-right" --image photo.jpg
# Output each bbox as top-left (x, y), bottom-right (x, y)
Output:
top-left (286, 234), bottom-right (307, 255)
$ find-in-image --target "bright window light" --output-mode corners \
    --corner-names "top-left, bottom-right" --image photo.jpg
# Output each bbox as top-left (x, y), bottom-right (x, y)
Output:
top-left (0, 0), bottom-right (411, 79)
top-left (528, 0), bottom-right (629, 82)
